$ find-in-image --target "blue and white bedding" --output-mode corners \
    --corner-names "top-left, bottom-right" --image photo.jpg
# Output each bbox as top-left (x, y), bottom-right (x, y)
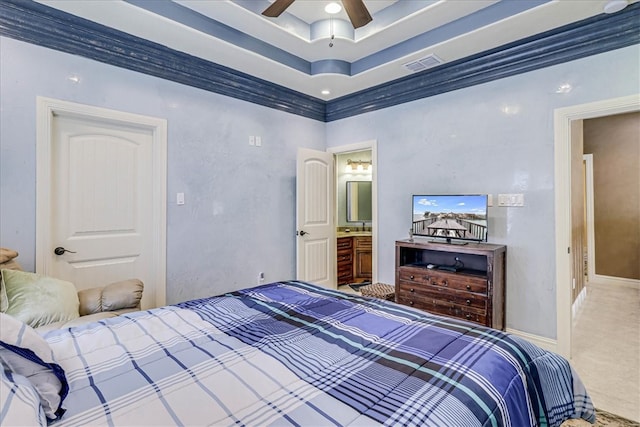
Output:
top-left (6, 280), bottom-right (594, 426)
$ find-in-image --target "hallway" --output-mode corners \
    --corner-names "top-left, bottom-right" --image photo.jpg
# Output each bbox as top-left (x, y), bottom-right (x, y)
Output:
top-left (571, 281), bottom-right (640, 422)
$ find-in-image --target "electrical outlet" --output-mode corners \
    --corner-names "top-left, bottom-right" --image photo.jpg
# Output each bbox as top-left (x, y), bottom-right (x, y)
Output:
top-left (258, 272), bottom-right (265, 285)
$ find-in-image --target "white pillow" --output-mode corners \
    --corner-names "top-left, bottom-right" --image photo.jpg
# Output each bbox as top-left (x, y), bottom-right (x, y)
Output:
top-left (1, 269), bottom-right (79, 328)
top-left (0, 313), bottom-right (68, 420)
top-left (0, 368), bottom-right (47, 426)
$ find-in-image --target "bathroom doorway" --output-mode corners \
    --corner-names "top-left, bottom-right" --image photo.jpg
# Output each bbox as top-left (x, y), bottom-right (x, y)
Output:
top-left (329, 140), bottom-right (378, 289)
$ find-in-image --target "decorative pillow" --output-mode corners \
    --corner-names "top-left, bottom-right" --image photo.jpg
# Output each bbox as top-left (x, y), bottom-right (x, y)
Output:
top-left (1, 269), bottom-right (79, 328)
top-left (0, 313), bottom-right (68, 420)
top-left (0, 273), bottom-right (8, 312)
top-left (1, 368), bottom-right (47, 426)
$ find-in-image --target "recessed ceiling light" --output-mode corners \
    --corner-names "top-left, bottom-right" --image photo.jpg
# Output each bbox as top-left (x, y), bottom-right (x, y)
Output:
top-left (325, 2), bottom-right (342, 14)
top-left (321, 89), bottom-right (331, 95)
top-left (603, 0), bottom-right (628, 13)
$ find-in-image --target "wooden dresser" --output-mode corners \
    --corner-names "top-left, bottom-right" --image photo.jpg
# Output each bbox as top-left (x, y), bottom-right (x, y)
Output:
top-left (337, 235), bottom-right (372, 285)
top-left (395, 239), bottom-right (506, 330)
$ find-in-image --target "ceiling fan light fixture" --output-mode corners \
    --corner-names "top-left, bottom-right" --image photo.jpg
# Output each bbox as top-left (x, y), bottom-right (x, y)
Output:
top-left (262, 0), bottom-right (370, 29)
top-left (325, 3), bottom-right (342, 14)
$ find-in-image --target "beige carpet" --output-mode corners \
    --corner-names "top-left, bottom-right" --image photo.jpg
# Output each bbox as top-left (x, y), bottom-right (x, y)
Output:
top-left (562, 409), bottom-right (640, 427)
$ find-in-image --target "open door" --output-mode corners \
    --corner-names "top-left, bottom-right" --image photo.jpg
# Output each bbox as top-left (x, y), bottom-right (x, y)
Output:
top-left (296, 148), bottom-right (336, 288)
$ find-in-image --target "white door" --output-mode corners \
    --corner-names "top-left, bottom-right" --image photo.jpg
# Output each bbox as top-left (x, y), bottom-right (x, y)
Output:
top-left (296, 148), bottom-right (336, 289)
top-left (36, 98), bottom-right (167, 309)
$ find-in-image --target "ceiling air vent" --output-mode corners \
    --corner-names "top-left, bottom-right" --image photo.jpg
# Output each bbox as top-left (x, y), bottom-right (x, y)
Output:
top-left (402, 54), bottom-right (443, 73)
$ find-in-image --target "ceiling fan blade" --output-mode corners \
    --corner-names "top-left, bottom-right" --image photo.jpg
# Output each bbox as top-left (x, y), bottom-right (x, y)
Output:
top-left (342, 0), bottom-right (372, 29)
top-left (262, 0), bottom-right (295, 17)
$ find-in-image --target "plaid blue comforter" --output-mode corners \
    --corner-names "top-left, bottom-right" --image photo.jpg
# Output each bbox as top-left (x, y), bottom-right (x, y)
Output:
top-left (45, 280), bottom-right (594, 426)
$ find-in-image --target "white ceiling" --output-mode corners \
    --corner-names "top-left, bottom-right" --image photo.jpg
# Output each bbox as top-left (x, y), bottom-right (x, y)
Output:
top-left (37, 0), bottom-right (633, 100)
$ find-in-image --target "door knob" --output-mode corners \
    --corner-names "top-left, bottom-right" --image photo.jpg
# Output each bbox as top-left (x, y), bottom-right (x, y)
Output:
top-left (298, 230), bottom-right (309, 236)
top-left (54, 247), bottom-right (76, 256)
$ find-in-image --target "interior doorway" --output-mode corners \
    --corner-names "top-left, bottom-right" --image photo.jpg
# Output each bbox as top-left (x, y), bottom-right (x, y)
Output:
top-left (554, 94), bottom-right (639, 357)
top-left (555, 95), bottom-right (639, 420)
top-left (328, 140), bottom-right (378, 287)
top-left (36, 97), bottom-right (168, 309)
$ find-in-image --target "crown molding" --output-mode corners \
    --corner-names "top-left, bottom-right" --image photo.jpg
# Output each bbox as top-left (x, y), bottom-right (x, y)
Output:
top-left (1, 1), bottom-right (638, 123)
top-left (326, 3), bottom-right (640, 121)
top-left (0, 0), bottom-right (326, 121)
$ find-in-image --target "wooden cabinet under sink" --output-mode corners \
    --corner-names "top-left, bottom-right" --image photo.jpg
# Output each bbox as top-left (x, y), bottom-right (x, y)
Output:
top-left (354, 236), bottom-right (372, 281)
top-left (337, 237), bottom-right (354, 285)
top-left (337, 235), bottom-right (372, 285)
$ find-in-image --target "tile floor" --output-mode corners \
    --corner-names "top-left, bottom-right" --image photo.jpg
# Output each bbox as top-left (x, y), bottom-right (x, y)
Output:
top-left (571, 281), bottom-right (640, 422)
top-left (337, 284), bottom-right (360, 295)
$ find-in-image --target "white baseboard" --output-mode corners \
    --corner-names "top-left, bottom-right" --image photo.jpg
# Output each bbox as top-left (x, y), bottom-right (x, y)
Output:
top-left (505, 328), bottom-right (557, 353)
top-left (572, 285), bottom-right (587, 319)
top-left (592, 274), bottom-right (639, 289)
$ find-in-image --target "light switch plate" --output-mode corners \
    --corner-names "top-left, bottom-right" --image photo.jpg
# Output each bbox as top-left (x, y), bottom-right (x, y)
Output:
top-left (498, 193), bottom-right (524, 207)
top-left (177, 192), bottom-right (185, 205)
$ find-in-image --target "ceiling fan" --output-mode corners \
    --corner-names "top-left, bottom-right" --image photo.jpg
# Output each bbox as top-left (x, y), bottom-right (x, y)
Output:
top-left (262, 0), bottom-right (373, 29)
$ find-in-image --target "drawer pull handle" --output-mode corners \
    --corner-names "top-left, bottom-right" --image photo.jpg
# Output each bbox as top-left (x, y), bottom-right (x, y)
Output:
top-left (410, 288), bottom-right (415, 293)
top-left (466, 299), bottom-right (471, 305)
top-left (409, 301), bottom-right (414, 306)
top-left (409, 275), bottom-right (415, 280)
top-left (442, 280), bottom-right (448, 287)
top-left (465, 314), bottom-right (472, 319)
top-left (466, 285), bottom-right (471, 290)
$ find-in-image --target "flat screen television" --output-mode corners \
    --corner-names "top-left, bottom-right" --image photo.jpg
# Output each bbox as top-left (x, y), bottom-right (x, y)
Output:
top-left (412, 194), bottom-right (488, 244)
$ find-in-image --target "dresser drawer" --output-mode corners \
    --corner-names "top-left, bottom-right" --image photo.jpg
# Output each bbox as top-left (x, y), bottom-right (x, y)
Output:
top-left (397, 283), bottom-right (487, 311)
top-left (337, 251), bottom-right (352, 264)
top-left (395, 292), bottom-right (488, 325)
top-left (428, 304), bottom-right (488, 325)
top-left (337, 237), bottom-right (353, 250)
top-left (338, 270), bottom-right (353, 284)
top-left (398, 266), bottom-right (488, 294)
top-left (354, 236), bottom-right (371, 249)
top-left (338, 266), bottom-right (353, 284)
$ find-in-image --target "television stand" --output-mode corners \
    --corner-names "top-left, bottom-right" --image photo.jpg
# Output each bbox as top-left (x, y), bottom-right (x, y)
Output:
top-left (395, 239), bottom-right (506, 329)
top-left (429, 238), bottom-right (469, 245)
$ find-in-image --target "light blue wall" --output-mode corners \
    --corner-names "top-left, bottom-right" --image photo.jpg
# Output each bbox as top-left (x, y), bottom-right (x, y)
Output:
top-left (0, 37), bottom-right (326, 303)
top-left (1, 34), bottom-right (638, 339)
top-left (326, 45), bottom-right (640, 338)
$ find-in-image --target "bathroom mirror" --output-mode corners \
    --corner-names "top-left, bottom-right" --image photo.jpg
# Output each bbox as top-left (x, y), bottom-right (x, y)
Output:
top-left (346, 181), bottom-right (372, 222)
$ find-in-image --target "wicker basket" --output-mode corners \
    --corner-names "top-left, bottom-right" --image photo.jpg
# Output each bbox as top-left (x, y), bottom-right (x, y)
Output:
top-left (359, 283), bottom-right (395, 301)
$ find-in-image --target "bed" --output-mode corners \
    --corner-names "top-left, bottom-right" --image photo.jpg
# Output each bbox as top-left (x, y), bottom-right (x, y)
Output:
top-left (1, 280), bottom-right (595, 426)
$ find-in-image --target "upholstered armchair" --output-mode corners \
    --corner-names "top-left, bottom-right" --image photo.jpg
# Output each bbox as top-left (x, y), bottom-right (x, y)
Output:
top-left (0, 248), bottom-right (143, 332)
